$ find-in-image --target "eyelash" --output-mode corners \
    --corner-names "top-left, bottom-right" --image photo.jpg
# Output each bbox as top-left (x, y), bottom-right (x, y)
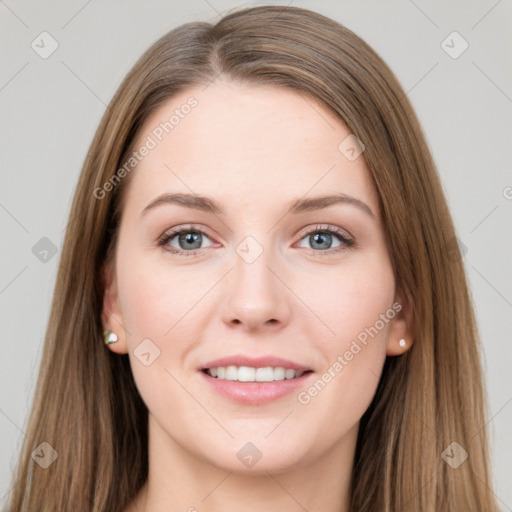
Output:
top-left (156, 224), bottom-right (356, 257)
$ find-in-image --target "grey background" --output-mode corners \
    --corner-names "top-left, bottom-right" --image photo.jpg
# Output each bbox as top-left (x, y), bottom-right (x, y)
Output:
top-left (1, 0), bottom-right (511, 508)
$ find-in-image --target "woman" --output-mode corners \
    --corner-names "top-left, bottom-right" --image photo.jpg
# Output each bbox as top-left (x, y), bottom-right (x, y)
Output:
top-left (7, 5), bottom-right (497, 511)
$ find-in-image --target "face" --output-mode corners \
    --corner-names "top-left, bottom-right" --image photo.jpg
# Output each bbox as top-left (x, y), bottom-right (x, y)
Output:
top-left (102, 80), bottom-right (412, 474)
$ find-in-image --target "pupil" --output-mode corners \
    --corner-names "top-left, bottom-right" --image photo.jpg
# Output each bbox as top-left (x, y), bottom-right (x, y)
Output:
top-left (181, 232), bottom-right (201, 249)
top-left (312, 232), bottom-right (331, 250)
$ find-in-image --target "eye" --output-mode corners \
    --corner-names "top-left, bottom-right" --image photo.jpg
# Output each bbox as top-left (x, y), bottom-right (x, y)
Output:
top-left (157, 223), bottom-right (355, 257)
top-left (294, 225), bottom-right (355, 255)
top-left (157, 225), bottom-right (215, 256)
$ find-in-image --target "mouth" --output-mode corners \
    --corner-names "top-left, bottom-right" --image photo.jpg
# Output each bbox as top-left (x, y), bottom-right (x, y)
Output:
top-left (201, 366), bottom-right (313, 382)
top-left (199, 366), bottom-right (315, 405)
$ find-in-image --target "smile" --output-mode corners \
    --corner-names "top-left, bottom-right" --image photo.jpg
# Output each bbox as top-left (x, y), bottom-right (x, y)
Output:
top-left (204, 365), bottom-right (310, 382)
top-left (200, 367), bottom-right (314, 405)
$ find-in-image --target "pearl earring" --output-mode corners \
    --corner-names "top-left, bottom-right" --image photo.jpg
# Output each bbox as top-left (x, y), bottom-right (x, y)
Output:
top-left (103, 330), bottom-right (118, 345)
top-left (399, 338), bottom-right (406, 348)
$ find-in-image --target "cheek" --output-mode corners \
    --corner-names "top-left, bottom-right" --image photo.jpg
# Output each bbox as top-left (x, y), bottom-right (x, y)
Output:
top-left (301, 255), bottom-right (395, 342)
top-left (116, 257), bottom-right (200, 415)
top-left (295, 257), bottom-right (394, 411)
top-left (118, 250), bottom-right (201, 339)
top-left (115, 252), bottom-right (201, 407)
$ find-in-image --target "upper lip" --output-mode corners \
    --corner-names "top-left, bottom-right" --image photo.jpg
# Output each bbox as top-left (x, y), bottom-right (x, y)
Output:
top-left (200, 355), bottom-right (312, 372)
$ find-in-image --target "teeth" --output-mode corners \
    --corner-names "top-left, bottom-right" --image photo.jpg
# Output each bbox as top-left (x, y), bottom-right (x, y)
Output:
top-left (205, 366), bottom-right (306, 382)
top-left (284, 368), bottom-right (296, 380)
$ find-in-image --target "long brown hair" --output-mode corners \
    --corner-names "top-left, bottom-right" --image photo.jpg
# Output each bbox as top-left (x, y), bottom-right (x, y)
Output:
top-left (7, 5), bottom-right (497, 511)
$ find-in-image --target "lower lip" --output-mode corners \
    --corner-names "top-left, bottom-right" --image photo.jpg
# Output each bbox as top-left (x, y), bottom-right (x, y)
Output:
top-left (199, 370), bottom-right (314, 405)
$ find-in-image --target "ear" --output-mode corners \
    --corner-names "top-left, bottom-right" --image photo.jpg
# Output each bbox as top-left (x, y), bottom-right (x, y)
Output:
top-left (101, 260), bottom-right (129, 354)
top-left (386, 286), bottom-right (414, 356)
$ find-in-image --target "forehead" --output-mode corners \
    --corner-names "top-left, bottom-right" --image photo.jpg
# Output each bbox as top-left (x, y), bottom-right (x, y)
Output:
top-left (124, 80), bottom-right (378, 217)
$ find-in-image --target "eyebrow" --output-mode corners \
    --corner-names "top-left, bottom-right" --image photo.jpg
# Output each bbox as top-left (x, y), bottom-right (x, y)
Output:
top-left (140, 192), bottom-right (376, 220)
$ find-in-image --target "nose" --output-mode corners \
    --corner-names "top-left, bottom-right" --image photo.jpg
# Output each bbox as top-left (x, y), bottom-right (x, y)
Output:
top-left (220, 239), bottom-right (292, 333)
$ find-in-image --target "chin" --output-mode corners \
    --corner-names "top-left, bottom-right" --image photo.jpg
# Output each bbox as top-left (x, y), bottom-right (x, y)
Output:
top-left (198, 438), bottom-right (310, 475)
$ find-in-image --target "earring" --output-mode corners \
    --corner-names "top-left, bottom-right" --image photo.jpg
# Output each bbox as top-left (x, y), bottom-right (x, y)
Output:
top-left (399, 338), bottom-right (406, 348)
top-left (103, 330), bottom-right (118, 345)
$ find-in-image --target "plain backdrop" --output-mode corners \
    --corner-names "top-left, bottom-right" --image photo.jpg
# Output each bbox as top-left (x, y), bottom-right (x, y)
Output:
top-left (1, 0), bottom-right (511, 508)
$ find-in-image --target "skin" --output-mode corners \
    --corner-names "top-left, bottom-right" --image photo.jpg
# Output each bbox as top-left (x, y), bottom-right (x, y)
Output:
top-left (102, 79), bottom-right (414, 512)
